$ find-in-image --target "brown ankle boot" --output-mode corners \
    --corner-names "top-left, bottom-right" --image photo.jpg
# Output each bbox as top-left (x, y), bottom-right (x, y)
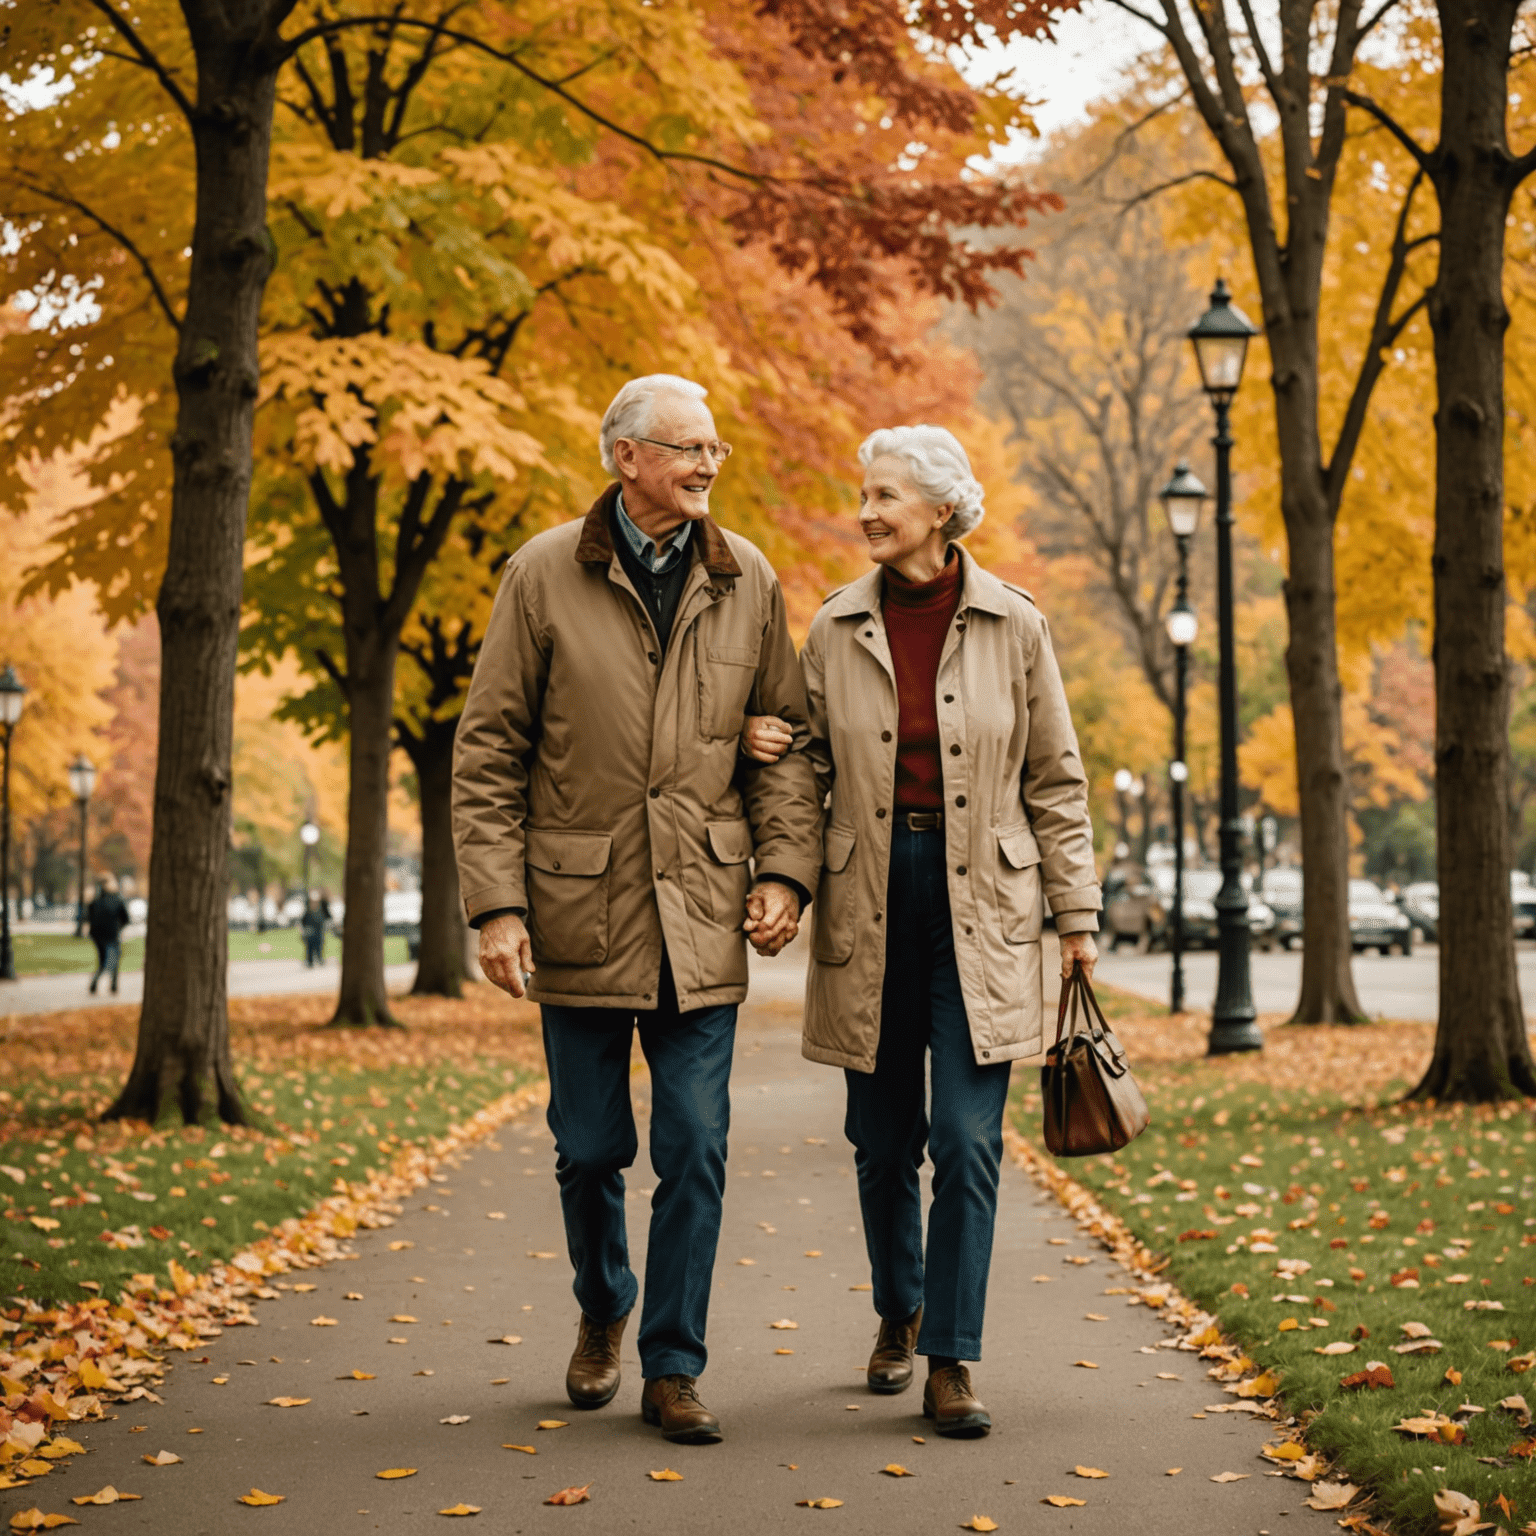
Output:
top-left (923, 1363), bottom-right (992, 1438)
top-left (641, 1375), bottom-right (723, 1444)
top-left (867, 1306), bottom-right (922, 1394)
top-left (565, 1312), bottom-right (628, 1409)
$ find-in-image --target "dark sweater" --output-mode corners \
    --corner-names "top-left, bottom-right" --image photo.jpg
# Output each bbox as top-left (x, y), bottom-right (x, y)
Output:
top-left (882, 550), bottom-right (963, 811)
top-left (611, 509), bottom-right (693, 653)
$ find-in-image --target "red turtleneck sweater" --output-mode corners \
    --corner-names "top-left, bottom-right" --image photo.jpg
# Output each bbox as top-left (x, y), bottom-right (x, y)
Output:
top-left (881, 551), bottom-right (963, 811)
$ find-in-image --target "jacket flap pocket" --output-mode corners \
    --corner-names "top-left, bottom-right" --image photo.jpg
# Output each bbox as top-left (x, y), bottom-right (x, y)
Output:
top-left (823, 826), bottom-right (856, 874)
top-left (998, 824), bottom-right (1042, 870)
top-left (525, 829), bottom-right (612, 877)
top-left (706, 819), bottom-right (754, 866)
top-left (707, 644), bottom-right (759, 668)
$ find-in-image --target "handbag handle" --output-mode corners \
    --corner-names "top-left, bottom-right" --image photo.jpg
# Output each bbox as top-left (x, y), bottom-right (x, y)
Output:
top-left (1053, 961), bottom-right (1122, 1062)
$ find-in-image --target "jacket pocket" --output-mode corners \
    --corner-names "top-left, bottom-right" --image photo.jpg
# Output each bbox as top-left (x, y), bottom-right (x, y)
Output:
top-left (524, 829), bottom-right (613, 967)
top-left (697, 641), bottom-right (761, 741)
top-left (995, 823), bottom-right (1043, 945)
top-left (703, 818), bottom-right (754, 928)
top-left (811, 825), bottom-right (857, 965)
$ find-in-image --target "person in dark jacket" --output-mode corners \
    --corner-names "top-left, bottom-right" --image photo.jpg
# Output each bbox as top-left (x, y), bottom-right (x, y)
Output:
top-left (86, 876), bottom-right (130, 995)
top-left (300, 893), bottom-right (327, 967)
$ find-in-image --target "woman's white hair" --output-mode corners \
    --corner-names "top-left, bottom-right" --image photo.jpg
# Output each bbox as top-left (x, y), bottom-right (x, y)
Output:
top-left (859, 424), bottom-right (985, 539)
top-left (599, 374), bottom-right (709, 475)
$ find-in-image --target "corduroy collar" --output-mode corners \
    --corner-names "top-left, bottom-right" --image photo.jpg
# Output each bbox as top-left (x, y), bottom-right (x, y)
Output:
top-left (574, 482), bottom-right (742, 577)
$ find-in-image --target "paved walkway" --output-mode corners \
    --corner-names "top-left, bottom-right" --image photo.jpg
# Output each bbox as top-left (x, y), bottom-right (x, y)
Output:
top-left (2, 998), bottom-right (1339, 1535)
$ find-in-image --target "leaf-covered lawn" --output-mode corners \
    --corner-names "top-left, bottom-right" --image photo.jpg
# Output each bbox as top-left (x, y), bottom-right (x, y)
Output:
top-left (7, 930), bottom-right (410, 977)
top-left (1, 986), bottom-right (543, 1305)
top-left (1015, 1006), bottom-right (1536, 1536)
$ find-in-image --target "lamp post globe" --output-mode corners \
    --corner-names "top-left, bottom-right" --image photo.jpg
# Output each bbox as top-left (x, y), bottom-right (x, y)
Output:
top-left (300, 819), bottom-right (320, 894)
top-left (1190, 278), bottom-right (1263, 1055)
top-left (1159, 461), bottom-right (1208, 541)
top-left (1165, 603), bottom-right (1199, 648)
top-left (0, 666), bottom-right (26, 982)
top-left (68, 753), bottom-right (97, 939)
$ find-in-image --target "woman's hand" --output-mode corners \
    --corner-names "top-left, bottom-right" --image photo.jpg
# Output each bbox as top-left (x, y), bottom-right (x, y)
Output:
top-left (1059, 930), bottom-right (1098, 981)
top-left (741, 714), bottom-right (793, 764)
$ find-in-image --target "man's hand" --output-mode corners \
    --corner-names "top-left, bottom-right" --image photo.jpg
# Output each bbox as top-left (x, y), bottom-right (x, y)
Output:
top-left (743, 880), bottom-right (799, 957)
top-left (1059, 930), bottom-right (1098, 982)
top-left (479, 912), bottom-right (535, 998)
top-left (740, 714), bottom-right (793, 764)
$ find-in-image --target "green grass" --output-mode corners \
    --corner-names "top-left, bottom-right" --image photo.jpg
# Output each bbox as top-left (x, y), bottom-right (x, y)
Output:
top-left (0, 990), bottom-right (542, 1305)
top-left (1016, 1057), bottom-right (1536, 1533)
top-left (9, 929), bottom-right (410, 976)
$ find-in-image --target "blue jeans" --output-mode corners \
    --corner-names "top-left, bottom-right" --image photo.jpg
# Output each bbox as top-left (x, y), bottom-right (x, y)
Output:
top-left (844, 823), bottom-right (1013, 1361)
top-left (90, 939), bottom-right (121, 993)
top-left (541, 957), bottom-right (735, 1379)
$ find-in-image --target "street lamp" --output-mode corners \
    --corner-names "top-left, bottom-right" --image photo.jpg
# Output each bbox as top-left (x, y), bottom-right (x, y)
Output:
top-left (0, 667), bottom-right (26, 982)
top-left (67, 753), bottom-right (97, 939)
top-left (300, 819), bottom-right (320, 894)
top-left (1159, 463), bottom-right (1206, 1016)
top-left (1189, 277), bottom-right (1263, 1054)
top-left (1112, 768), bottom-right (1134, 859)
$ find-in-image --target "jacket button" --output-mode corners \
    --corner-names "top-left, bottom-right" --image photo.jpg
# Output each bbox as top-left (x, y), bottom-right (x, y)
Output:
top-left (649, 787), bottom-right (661, 799)
top-left (965, 926), bottom-right (974, 936)
top-left (875, 808), bottom-right (887, 819)
top-left (657, 870), bottom-right (667, 880)
top-left (982, 1050), bottom-right (990, 1059)
top-left (944, 694), bottom-right (954, 703)
top-left (865, 630), bottom-right (874, 638)
top-left (873, 912), bottom-right (882, 923)
top-left (552, 861), bottom-right (561, 871)
top-left (955, 795), bottom-right (967, 808)
top-left (648, 651), bottom-right (659, 664)
top-left (956, 621), bottom-right (967, 632)
top-left (950, 744), bottom-right (961, 756)
top-left (880, 730), bottom-right (892, 742)
top-left (956, 866), bottom-right (967, 876)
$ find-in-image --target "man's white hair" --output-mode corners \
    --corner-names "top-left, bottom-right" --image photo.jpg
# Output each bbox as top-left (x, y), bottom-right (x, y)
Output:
top-left (858, 424), bottom-right (986, 539)
top-left (599, 374), bottom-right (709, 475)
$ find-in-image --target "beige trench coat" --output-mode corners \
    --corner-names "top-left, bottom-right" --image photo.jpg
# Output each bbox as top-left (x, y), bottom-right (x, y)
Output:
top-left (801, 545), bottom-right (1101, 1072)
top-left (453, 485), bottom-right (822, 1012)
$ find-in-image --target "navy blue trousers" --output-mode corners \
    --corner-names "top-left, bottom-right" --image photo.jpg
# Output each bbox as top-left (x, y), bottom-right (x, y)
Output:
top-left (844, 824), bottom-right (1013, 1361)
top-left (541, 957), bottom-right (735, 1380)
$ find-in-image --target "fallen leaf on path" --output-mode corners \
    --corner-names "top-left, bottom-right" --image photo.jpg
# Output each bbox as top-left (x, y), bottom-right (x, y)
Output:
top-left (502, 1446), bottom-right (536, 1455)
top-left (439, 1504), bottom-right (482, 1516)
top-left (1210, 1473), bottom-right (1249, 1483)
top-left (142, 1451), bottom-right (181, 1466)
top-left (737, 1258), bottom-right (756, 1266)
top-left (1083, 1313), bottom-right (1108, 1322)
top-left (805, 1250), bottom-right (822, 1258)
top-left (388, 1241), bottom-right (414, 1251)
top-left (1316, 1342), bottom-right (1356, 1356)
top-left (1165, 1469), bottom-right (1182, 1476)
top-left (388, 1337), bottom-right (409, 1345)
top-left (376, 1469), bottom-right (417, 1479)
top-left (1395, 1412), bottom-right (1456, 1438)
top-left (293, 1284), bottom-right (317, 1293)
top-left (1433, 1488), bottom-right (1494, 1536)
top-left (487, 1335), bottom-right (522, 1345)
top-left (1072, 1361), bottom-right (1098, 1369)
top-left (1234, 1372), bottom-right (1279, 1398)
top-left (771, 1320), bottom-right (799, 1330)
top-left (1497, 1395), bottom-right (1532, 1428)
top-left (389, 1315), bottom-right (418, 1324)
top-left (236, 1489), bottom-right (284, 1506)
top-left (8, 1514), bottom-right (77, 1531)
top-left (544, 1488), bottom-right (589, 1507)
top-left (344, 1292), bottom-right (364, 1301)
top-left (1305, 1482), bottom-right (1358, 1510)
top-left (1072, 1466), bottom-right (1108, 1478)
top-left (527, 1252), bottom-right (557, 1260)
top-left (848, 1284), bottom-right (872, 1292)
top-left (1341, 1364), bottom-right (1395, 1391)
top-left (69, 1489), bottom-right (140, 1507)
top-left (1043, 1495), bottom-right (1087, 1507)
top-left (1032, 1275), bottom-right (1051, 1283)
top-left (796, 1498), bottom-right (843, 1509)
top-left (775, 1348), bottom-right (795, 1355)
top-left (310, 1317), bottom-right (338, 1327)
top-left (881, 1464), bottom-right (914, 1476)
top-left (485, 1212), bottom-right (506, 1220)
top-left (960, 1519), bottom-right (999, 1532)
top-left (912, 1437), bottom-right (925, 1443)
top-left (537, 1421), bottom-right (568, 1431)
top-left (265, 1398), bottom-right (310, 1408)
top-left (1261, 1443), bottom-right (1306, 1463)
top-left (440, 1416), bottom-right (471, 1426)
top-left (1048, 1237), bottom-right (1068, 1245)
top-left (1392, 1338), bottom-right (1443, 1355)
top-left (648, 1469), bottom-right (683, 1481)
top-left (1156, 1373), bottom-right (1180, 1380)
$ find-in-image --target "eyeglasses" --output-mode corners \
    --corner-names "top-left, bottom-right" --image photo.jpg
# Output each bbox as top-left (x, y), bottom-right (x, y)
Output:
top-left (629, 436), bottom-right (733, 465)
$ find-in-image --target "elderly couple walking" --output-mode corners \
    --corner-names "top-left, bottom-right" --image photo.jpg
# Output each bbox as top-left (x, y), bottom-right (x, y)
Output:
top-left (452, 373), bottom-right (1101, 1446)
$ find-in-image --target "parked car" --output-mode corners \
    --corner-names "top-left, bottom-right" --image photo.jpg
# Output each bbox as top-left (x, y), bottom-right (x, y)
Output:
top-left (384, 889), bottom-right (422, 937)
top-left (1348, 878), bottom-right (1413, 954)
top-left (1513, 873), bottom-right (1536, 939)
top-left (226, 894), bottom-right (258, 931)
top-left (1397, 880), bottom-right (1438, 941)
top-left (1103, 863), bottom-right (1158, 951)
top-left (1140, 868), bottom-right (1276, 950)
top-left (1259, 867), bottom-right (1304, 949)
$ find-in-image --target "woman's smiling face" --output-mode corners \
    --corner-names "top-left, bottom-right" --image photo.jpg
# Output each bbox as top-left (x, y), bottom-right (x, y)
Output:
top-left (858, 454), bottom-right (951, 567)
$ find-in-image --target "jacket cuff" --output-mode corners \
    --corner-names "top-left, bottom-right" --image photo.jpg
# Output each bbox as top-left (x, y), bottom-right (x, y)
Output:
top-left (1053, 910), bottom-right (1100, 935)
top-left (754, 875), bottom-right (810, 914)
top-left (754, 857), bottom-right (822, 906)
top-left (463, 882), bottom-right (528, 926)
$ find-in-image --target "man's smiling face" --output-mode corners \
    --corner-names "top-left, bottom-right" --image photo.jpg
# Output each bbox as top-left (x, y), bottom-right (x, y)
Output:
top-left (615, 392), bottom-right (721, 531)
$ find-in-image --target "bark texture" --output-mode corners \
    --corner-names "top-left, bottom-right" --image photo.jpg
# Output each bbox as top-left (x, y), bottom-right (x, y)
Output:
top-left (1412, 0), bottom-right (1536, 1100)
top-left (105, 2), bottom-right (291, 1124)
top-left (401, 715), bottom-right (466, 999)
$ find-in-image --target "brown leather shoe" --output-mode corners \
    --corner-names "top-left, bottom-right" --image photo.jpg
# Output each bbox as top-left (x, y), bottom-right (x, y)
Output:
top-left (565, 1312), bottom-right (628, 1409)
top-left (641, 1375), bottom-right (724, 1444)
top-left (867, 1306), bottom-right (922, 1394)
top-left (923, 1363), bottom-right (992, 1438)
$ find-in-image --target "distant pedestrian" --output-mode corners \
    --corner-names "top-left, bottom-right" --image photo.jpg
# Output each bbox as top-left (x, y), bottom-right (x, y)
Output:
top-left (86, 875), bottom-right (130, 995)
top-left (301, 892), bottom-right (327, 967)
top-left (743, 424), bottom-right (1102, 1438)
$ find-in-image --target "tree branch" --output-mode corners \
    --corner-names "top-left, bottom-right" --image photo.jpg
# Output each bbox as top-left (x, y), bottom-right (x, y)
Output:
top-left (1341, 88), bottom-right (1433, 171)
top-left (82, 0), bottom-right (194, 119)
top-left (1098, 0), bottom-right (1169, 33)
top-left (17, 181), bottom-right (182, 331)
top-left (1117, 168), bottom-right (1239, 213)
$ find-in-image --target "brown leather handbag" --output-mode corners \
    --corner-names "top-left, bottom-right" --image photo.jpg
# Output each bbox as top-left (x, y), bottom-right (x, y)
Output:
top-left (1041, 962), bottom-right (1150, 1157)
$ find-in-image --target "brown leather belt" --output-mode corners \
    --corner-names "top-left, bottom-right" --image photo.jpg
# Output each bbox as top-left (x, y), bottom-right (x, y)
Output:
top-left (899, 811), bottom-right (944, 832)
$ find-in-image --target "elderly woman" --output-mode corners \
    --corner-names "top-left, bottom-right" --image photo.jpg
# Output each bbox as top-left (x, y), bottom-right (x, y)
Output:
top-left (742, 425), bottom-right (1101, 1437)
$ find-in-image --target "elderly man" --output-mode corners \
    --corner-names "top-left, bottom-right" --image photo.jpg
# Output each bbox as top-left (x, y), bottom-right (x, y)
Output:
top-left (453, 374), bottom-right (821, 1445)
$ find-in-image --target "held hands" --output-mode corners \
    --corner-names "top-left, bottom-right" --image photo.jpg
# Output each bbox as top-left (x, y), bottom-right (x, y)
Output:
top-left (479, 911), bottom-right (535, 999)
top-left (1059, 929), bottom-right (1099, 982)
top-left (743, 880), bottom-right (799, 957)
top-left (740, 714), bottom-right (793, 764)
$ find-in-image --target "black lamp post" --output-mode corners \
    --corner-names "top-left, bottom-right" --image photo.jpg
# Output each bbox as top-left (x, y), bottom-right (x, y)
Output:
top-left (68, 753), bottom-right (97, 939)
top-left (300, 819), bottom-right (320, 894)
top-left (0, 667), bottom-right (26, 982)
top-left (1159, 463), bottom-right (1205, 1016)
top-left (1188, 278), bottom-right (1263, 1054)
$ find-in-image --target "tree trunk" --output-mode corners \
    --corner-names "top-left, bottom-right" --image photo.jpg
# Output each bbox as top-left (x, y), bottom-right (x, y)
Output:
top-left (1413, 0), bottom-right (1536, 1100)
top-left (1281, 491), bottom-right (1366, 1022)
top-left (332, 622), bottom-right (401, 1026)
top-left (402, 716), bottom-right (466, 998)
top-left (104, 9), bottom-right (284, 1125)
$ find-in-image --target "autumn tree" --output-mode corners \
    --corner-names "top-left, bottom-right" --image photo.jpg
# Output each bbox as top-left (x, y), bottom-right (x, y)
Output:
top-left (1091, 0), bottom-right (1439, 1023)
